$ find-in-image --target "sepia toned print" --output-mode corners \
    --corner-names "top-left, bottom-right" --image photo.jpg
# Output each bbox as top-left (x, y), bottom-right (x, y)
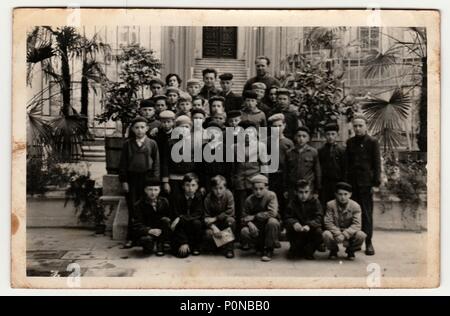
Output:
top-left (12, 8), bottom-right (440, 288)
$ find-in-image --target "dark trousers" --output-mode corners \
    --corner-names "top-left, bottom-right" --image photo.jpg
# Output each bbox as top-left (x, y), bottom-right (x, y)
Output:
top-left (171, 218), bottom-right (203, 250)
top-left (234, 189), bottom-right (253, 233)
top-left (240, 217), bottom-right (280, 250)
top-left (125, 172), bottom-right (147, 242)
top-left (351, 186), bottom-right (373, 243)
top-left (320, 179), bottom-right (338, 209)
top-left (137, 218), bottom-right (171, 253)
top-left (323, 230), bottom-right (367, 253)
top-left (286, 225), bottom-right (323, 256)
top-left (205, 216), bottom-right (236, 251)
top-left (169, 179), bottom-right (184, 199)
top-left (269, 172), bottom-right (287, 219)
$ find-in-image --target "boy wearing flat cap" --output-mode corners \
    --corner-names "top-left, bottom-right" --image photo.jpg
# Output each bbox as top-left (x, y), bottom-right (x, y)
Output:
top-left (133, 179), bottom-right (172, 256)
top-left (345, 114), bottom-right (381, 256)
top-left (285, 126), bottom-right (321, 199)
top-left (322, 182), bottom-right (367, 260)
top-left (318, 123), bottom-right (346, 208)
top-left (251, 82), bottom-right (271, 117)
top-left (176, 94), bottom-right (193, 118)
top-left (186, 78), bottom-right (202, 99)
top-left (219, 73), bottom-right (242, 113)
top-left (240, 174), bottom-right (280, 262)
top-left (241, 90), bottom-right (267, 128)
top-left (270, 88), bottom-right (299, 140)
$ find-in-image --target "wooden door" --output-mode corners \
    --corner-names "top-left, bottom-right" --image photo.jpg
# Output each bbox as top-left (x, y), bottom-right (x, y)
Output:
top-left (202, 27), bottom-right (237, 58)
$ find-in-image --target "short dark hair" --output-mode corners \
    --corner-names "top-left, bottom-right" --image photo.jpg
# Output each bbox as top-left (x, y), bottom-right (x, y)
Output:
top-left (255, 56), bottom-right (271, 66)
top-left (202, 68), bottom-right (218, 78)
top-left (210, 175), bottom-right (227, 187)
top-left (295, 179), bottom-right (311, 190)
top-left (182, 172), bottom-right (199, 185)
top-left (165, 73), bottom-right (182, 86)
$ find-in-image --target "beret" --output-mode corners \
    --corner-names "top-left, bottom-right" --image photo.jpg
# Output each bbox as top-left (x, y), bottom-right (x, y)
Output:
top-left (209, 96), bottom-right (225, 103)
top-left (252, 82), bottom-right (267, 90)
top-left (238, 119), bottom-right (257, 129)
top-left (227, 110), bottom-right (242, 119)
top-left (153, 95), bottom-right (167, 102)
top-left (175, 115), bottom-right (192, 127)
top-left (336, 182), bottom-right (352, 193)
top-left (165, 87), bottom-right (180, 95)
top-left (130, 116), bottom-right (148, 126)
top-left (144, 178), bottom-right (161, 187)
top-left (219, 73), bottom-right (233, 80)
top-left (140, 99), bottom-right (156, 108)
top-left (158, 110), bottom-right (176, 120)
top-left (268, 113), bottom-right (285, 124)
top-left (149, 78), bottom-right (165, 86)
top-left (178, 94), bottom-right (192, 103)
top-left (250, 174), bottom-right (269, 184)
top-left (295, 126), bottom-right (311, 135)
top-left (352, 113), bottom-right (367, 123)
top-left (276, 88), bottom-right (291, 96)
top-left (243, 90), bottom-right (258, 100)
top-left (191, 108), bottom-right (206, 117)
top-left (186, 78), bottom-right (202, 86)
top-left (324, 123), bottom-right (339, 132)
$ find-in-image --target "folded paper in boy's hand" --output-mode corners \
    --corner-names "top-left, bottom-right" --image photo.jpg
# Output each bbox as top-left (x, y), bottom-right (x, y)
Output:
top-left (212, 227), bottom-right (235, 248)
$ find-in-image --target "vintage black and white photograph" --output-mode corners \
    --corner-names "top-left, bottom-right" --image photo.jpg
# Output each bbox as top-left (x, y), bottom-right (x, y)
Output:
top-left (11, 8), bottom-right (440, 288)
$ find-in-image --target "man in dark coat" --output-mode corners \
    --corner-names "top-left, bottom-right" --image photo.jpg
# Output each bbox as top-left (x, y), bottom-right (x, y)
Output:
top-left (345, 114), bottom-right (381, 256)
top-left (243, 56), bottom-right (281, 104)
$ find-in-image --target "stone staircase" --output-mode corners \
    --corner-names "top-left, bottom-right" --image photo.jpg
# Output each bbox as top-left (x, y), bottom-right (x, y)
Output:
top-left (81, 137), bottom-right (106, 162)
top-left (193, 58), bottom-right (249, 96)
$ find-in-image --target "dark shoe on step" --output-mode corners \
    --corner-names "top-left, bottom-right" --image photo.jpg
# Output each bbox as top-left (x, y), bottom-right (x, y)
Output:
top-left (347, 251), bottom-right (355, 261)
top-left (156, 243), bottom-right (165, 256)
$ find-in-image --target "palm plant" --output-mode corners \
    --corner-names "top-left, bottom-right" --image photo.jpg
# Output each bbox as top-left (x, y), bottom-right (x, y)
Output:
top-left (362, 27), bottom-right (427, 152)
top-left (362, 88), bottom-right (411, 152)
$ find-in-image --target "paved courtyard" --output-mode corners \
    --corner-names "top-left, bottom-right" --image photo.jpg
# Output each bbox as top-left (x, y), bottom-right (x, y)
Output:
top-left (26, 228), bottom-right (427, 280)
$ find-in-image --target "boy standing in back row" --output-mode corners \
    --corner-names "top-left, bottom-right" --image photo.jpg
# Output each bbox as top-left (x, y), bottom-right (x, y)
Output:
top-left (345, 114), bottom-right (381, 256)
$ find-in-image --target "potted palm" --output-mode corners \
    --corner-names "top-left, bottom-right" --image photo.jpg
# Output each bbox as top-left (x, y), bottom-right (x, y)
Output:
top-left (96, 44), bottom-right (162, 174)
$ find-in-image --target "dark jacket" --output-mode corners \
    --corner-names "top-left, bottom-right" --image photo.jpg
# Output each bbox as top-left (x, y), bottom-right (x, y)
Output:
top-left (284, 195), bottom-right (323, 229)
top-left (199, 85), bottom-right (221, 100)
top-left (318, 142), bottom-right (346, 182)
top-left (195, 141), bottom-right (229, 188)
top-left (204, 189), bottom-right (235, 221)
top-left (285, 144), bottom-right (322, 191)
top-left (345, 134), bottom-right (381, 187)
top-left (132, 197), bottom-right (171, 238)
top-left (243, 75), bottom-right (281, 104)
top-left (220, 90), bottom-right (242, 113)
top-left (155, 128), bottom-right (173, 182)
top-left (171, 192), bottom-right (204, 222)
top-left (118, 137), bottom-right (160, 183)
top-left (269, 107), bottom-right (299, 139)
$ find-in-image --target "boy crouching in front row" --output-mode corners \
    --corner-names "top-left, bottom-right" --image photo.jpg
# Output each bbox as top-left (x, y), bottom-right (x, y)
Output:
top-left (204, 175), bottom-right (236, 259)
top-left (284, 179), bottom-right (323, 260)
top-left (170, 173), bottom-right (204, 258)
top-left (240, 174), bottom-right (280, 262)
top-left (322, 182), bottom-right (367, 260)
top-left (132, 179), bottom-right (171, 256)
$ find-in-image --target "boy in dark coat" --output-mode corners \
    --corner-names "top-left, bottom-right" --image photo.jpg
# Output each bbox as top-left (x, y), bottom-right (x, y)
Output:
top-left (170, 173), bottom-right (205, 258)
top-left (219, 72), bottom-right (242, 113)
top-left (318, 123), bottom-right (346, 208)
top-left (345, 114), bottom-right (381, 255)
top-left (119, 116), bottom-right (160, 248)
top-left (284, 180), bottom-right (323, 260)
top-left (133, 179), bottom-right (171, 256)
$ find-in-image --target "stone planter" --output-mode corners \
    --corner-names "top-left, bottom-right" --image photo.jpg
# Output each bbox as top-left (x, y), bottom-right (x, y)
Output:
top-left (105, 136), bottom-right (124, 175)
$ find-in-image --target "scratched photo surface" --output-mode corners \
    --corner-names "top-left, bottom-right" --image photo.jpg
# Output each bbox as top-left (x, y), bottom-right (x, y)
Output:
top-left (11, 8), bottom-right (440, 289)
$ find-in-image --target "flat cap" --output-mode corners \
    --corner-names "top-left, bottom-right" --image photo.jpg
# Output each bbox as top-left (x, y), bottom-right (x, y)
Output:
top-left (268, 113), bottom-right (285, 124)
top-left (205, 121), bottom-right (223, 129)
top-left (250, 174), bottom-right (269, 184)
top-left (144, 178), bottom-right (161, 187)
top-left (153, 95), bottom-right (167, 102)
top-left (238, 119), bottom-right (257, 129)
top-left (175, 115), bottom-right (192, 127)
top-left (227, 110), bottom-right (242, 119)
top-left (165, 87), bottom-right (180, 95)
top-left (186, 78), bottom-right (202, 86)
top-left (336, 182), bottom-right (352, 193)
top-left (212, 112), bottom-right (227, 119)
top-left (149, 78), bottom-right (165, 86)
top-left (276, 88), bottom-right (291, 96)
top-left (242, 90), bottom-right (258, 100)
top-left (324, 123), bottom-right (339, 132)
top-left (295, 126), bottom-right (311, 135)
top-left (158, 110), bottom-right (176, 120)
top-left (219, 73), bottom-right (233, 81)
top-left (140, 99), bottom-right (156, 108)
top-left (252, 82), bottom-right (267, 90)
top-left (209, 95), bottom-right (225, 103)
top-left (191, 108), bottom-right (206, 117)
top-left (178, 94), bottom-right (192, 103)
